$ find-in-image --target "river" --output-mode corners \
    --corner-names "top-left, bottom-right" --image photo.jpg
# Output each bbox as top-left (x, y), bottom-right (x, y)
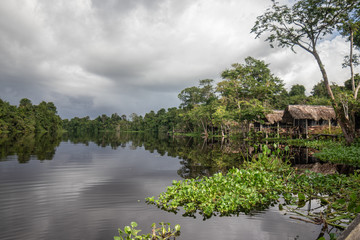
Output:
top-left (0, 132), bottom-right (325, 239)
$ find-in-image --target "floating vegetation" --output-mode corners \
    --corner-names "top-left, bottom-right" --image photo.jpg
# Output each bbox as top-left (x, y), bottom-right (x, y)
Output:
top-left (284, 139), bottom-right (360, 167)
top-left (287, 170), bottom-right (360, 229)
top-left (147, 168), bottom-right (288, 217)
top-left (285, 139), bottom-right (339, 149)
top-left (146, 145), bottom-right (360, 237)
top-left (114, 222), bottom-right (180, 240)
top-left (313, 144), bottom-right (360, 167)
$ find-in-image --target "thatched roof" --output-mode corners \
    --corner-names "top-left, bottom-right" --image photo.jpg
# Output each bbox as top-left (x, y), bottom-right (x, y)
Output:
top-left (282, 105), bottom-right (336, 122)
top-left (265, 110), bottom-right (284, 124)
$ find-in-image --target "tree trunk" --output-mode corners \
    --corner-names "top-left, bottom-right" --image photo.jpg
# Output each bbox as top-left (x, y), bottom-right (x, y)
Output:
top-left (350, 28), bottom-right (355, 92)
top-left (312, 49), bottom-right (335, 101)
top-left (200, 119), bottom-right (208, 138)
top-left (335, 107), bottom-right (355, 145)
top-left (312, 49), bottom-right (356, 145)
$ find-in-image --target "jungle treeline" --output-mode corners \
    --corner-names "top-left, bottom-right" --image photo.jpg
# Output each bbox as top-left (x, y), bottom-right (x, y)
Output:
top-left (62, 57), bottom-right (359, 137)
top-left (1, 57), bottom-right (358, 137)
top-left (0, 98), bottom-right (62, 134)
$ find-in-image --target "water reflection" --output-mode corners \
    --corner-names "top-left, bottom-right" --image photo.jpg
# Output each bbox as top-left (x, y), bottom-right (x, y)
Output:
top-left (63, 132), bottom-right (249, 178)
top-left (0, 131), bottom-right (333, 240)
top-left (1, 131), bottom-right (352, 175)
top-left (0, 133), bottom-right (62, 163)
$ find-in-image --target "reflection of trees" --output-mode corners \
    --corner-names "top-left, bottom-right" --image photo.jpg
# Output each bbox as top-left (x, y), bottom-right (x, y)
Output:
top-left (1, 131), bottom-right (329, 174)
top-left (62, 132), bottom-right (335, 178)
top-left (0, 132), bottom-right (62, 163)
top-left (65, 132), bottom-right (247, 178)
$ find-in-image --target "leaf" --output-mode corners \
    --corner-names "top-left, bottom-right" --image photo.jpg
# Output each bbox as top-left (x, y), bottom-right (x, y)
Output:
top-left (124, 226), bottom-right (132, 234)
top-left (174, 224), bottom-right (181, 232)
top-left (131, 222), bottom-right (138, 228)
top-left (355, 205), bottom-right (360, 213)
top-left (298, 193), bottom-right (306, 201)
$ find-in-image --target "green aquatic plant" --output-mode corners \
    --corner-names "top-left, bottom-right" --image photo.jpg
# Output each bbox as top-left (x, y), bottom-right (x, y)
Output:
top-left (313, 144), bottom-right (360, 167)
top-left (286, 170), bottom-right (360, 229)
top-left (114, 222), bottom-right (180, 240)
top-left (146, 145), bottom-right (293, 218)
top-left (284, 138), bottom-right (360, 167)
top-left (146, 145), bottom-right (360, 237)
top-left (147, 168), bottom-right (288, 217)
top-left (285, 139), bottom-right (340, 149)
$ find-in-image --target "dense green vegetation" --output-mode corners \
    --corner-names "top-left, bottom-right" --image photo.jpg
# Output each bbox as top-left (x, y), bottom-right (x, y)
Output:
top-left (114, 222), bottom-right (180, 240)
top-left (0, 98), bottom-right (62, 134)
top-left (146, 146), bottom-right (360, 237)
top-left (314, 143), bottom-right (360, 167)
top-left (283, 139), bottom-right (360, 167)
top-left (62, 61), bottom-right (360, 139)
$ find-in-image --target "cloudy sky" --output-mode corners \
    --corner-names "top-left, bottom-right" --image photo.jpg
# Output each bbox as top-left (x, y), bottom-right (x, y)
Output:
top-left (0, 0), bottom-right (359, 119)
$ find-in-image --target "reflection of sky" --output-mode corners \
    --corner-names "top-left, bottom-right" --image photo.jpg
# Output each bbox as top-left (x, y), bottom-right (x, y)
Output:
top-left (0, 141), bottom-right (322, 240)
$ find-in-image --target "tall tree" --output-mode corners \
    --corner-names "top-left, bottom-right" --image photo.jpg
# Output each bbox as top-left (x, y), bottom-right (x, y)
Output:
top-left (178, 79), bottom-right (216, 110)
top-left (217, 57), bottom-right (285, 124)
top-left (338, 6), bottom-right (360, 95)
top-left (252, 0), bottom-right (360, 144)
top-left (289, 84), bottom-right (307, 104)
top-left (289, 84), bottom-right (306, 97)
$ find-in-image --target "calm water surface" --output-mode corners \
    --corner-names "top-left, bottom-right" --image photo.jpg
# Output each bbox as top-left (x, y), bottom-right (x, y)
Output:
top-left (0, 133), bottom-right (324, 240)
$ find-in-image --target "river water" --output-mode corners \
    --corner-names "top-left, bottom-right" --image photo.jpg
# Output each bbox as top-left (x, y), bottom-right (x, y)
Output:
top-left (0, 132), bottom-right (325, 240)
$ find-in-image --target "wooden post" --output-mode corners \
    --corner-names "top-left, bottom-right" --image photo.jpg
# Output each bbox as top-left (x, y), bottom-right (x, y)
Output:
top-left (328, 120), bottom-right (331, 134)
top-left (305, 119), bottom-right (308, 139)
top-left (277, 122), bottom-right (280, 139)
top-left (266, 127), bottom-right (268, 139)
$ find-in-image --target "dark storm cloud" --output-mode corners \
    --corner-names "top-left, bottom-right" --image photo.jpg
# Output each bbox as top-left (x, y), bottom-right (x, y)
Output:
top-left (0, 0), bottom-right (357, 118)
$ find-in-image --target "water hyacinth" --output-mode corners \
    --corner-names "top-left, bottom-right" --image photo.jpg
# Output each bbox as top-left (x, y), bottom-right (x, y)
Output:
top-left (147, 168), bottom-right (288, 217)
top-left (146, 145), bottom-right (293, 218)
top-left (146, 145), bottom-right (360, 233)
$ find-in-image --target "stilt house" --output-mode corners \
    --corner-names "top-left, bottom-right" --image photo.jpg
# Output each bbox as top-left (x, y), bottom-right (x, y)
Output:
top-left (282, 105), bottom-right (337, 137)
top-left (254, 110), bottom-right (284, 137)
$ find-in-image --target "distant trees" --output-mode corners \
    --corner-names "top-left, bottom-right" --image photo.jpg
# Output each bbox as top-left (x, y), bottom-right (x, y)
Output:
top-left (0, 98), bottom-right (62, 134)
top-left (289, 84), bottom-right (307, 105)
top-left (63, 114), bottom-right (131, 134)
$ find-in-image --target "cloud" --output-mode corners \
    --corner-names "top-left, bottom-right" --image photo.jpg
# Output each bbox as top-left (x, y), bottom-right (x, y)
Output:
top-left (0, 0), bottom-right (358, 119)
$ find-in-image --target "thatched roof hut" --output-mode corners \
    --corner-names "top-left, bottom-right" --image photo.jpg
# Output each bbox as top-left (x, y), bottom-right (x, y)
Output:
top-left (282, 105), bottom-right (336, 124)
top-left (265, 110), bottom-right (284, 124)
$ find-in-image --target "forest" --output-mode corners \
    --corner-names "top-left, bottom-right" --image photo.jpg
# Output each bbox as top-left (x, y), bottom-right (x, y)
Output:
top-left (62, 57), bottom-right (359, 138)
top-left (0, 98), bottom-right (62, 134)
top-left (1, 58), bottom-right (359, 139)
